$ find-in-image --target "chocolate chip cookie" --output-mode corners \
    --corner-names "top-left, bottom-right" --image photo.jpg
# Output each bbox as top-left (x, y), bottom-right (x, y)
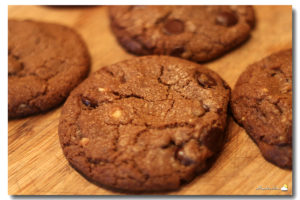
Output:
top-left (109, 6), bottom-right (255, 62)
top-left (8, 20), bottom-right (90, 118)
top-left (58, 56), bottom-right (230, 192)
top-left (231, 49), bottom-right (292, 169)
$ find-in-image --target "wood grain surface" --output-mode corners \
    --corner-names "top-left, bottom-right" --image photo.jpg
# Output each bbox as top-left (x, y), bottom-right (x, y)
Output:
top-left (8, 5), bottom-right (293, 195)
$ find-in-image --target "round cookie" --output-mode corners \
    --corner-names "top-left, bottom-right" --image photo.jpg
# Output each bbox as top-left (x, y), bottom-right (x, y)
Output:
top-left (59, 56), bottom-right (230, 192)
top-left (109, 6), bottom-right (255, 62)
top-left (8, 20), bottom-right (90, 118)
top-left (231, 49), bottom-right (292, 169)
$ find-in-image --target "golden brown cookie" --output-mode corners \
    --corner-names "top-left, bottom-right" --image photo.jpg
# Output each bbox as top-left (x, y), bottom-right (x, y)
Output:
top-left (231, 49), bottom-right (292, 169)
top-left (8, 20), bottom-right (90, 118)
top-left (109, 6), bottom-right (255, 62)
top-left (59, 56), bottom-right (231, 192)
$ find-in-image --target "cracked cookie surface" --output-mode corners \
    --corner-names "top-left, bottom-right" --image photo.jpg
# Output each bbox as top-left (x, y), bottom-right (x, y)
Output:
top-left (231, 49), bottom-right (292, 169)
top-left (109, 6), bottom-right (255, 62)
top-left (59, 56), bottom-right (230, 192)
top-left (8, 20), bottom-right (90, 118)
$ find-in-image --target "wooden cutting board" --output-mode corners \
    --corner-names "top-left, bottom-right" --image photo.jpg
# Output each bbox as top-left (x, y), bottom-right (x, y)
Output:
top-left (8, 5), bottom-right (293, 195)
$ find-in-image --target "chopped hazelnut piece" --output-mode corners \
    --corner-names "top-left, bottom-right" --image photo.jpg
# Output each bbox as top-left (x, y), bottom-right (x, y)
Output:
top-left (278, 136), bottom-right (286, 142)
top-left (18, 104), bottom-right (27, 108)
top-left (98, 87), bottom-right (107, 92)
top-left (281, 116), bottom-right (287, 122)
top-left (112, 109), bottom-right (122, 119)
top-left (80, 137), bottom-right (89, 147)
